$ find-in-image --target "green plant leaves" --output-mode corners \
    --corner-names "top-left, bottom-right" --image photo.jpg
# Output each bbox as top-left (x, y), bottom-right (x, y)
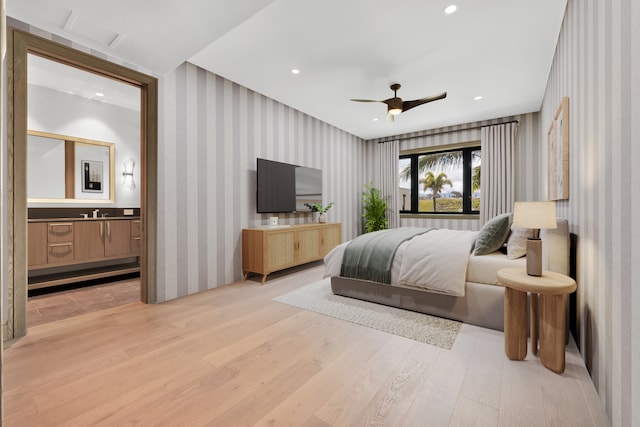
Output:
top-left (362, 184), bottom-right (388, 233)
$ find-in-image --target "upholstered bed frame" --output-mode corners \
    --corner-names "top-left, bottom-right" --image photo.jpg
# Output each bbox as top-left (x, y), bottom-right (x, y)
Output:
top-left (330, 219), bottom-right (570, 331)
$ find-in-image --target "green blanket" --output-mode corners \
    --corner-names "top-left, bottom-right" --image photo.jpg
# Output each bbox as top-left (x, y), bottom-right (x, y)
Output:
top-left (340, 227), bottom-right (432, 284)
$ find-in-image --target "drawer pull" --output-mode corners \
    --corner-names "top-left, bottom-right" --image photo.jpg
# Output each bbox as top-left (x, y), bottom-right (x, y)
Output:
top-left (49, 242), bottom-right (73, 247)
top-left (49, 223), bottom-right (73, 227)
top-left (132, 237), bottom-right (141, 241)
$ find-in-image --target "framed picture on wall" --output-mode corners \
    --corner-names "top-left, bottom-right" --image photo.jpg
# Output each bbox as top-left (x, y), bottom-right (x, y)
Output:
top-left (548, 97), bottom-right (570, 200)
top-left (81, 160), bottom-right (103, 193)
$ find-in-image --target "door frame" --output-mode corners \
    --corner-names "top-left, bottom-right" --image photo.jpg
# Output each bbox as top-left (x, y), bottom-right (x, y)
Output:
top-left (6, 28), bottom-right (158, 339)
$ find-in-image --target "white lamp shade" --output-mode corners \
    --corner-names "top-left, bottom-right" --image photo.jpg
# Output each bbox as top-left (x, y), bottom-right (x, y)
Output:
top-left (513, 201), bottom-right (557, 229)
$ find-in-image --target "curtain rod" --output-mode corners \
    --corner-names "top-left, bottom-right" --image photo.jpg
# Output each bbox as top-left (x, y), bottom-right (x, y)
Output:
top-left (376, 119), bottom-right (519, 144)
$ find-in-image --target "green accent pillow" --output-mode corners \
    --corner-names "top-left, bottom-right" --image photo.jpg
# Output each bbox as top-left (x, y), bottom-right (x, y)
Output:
top-left (473, 213), bottom-right (512, 255)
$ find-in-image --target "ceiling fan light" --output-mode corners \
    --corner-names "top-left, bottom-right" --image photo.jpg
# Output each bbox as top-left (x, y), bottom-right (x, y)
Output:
top-left (387, 96), bottom-right (403, 115)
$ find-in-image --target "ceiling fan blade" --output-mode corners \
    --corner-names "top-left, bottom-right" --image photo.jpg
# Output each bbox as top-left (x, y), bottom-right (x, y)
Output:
top-left (402, 92), bottom-right (447, 112)
top-left (350, 98), bottom-right (384, 103)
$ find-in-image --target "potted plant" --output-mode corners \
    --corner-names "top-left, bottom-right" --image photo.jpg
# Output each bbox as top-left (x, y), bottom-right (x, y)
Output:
top-left (305, 202), bottom-right (334, 223)
top-left (362, 184), bottom-right (388, 232)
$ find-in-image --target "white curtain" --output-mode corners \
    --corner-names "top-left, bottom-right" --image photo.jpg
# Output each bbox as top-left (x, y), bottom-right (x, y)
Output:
top-left (377, 140), bottom-right (400, 228)
top-left (480, 123), bottom-right (518, 224)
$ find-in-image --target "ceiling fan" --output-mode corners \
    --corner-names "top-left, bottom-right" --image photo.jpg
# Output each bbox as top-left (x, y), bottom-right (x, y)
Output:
top-left (350, 83), bottom-right (447, 122)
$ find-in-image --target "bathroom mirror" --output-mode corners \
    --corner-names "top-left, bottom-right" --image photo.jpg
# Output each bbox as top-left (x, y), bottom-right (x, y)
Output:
top-left (27, 130), bottom-right (115, 203)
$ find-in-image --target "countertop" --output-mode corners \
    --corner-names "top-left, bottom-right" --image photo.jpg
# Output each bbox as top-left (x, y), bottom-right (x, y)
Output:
top-left (28, 216), bottom-right (140, 223)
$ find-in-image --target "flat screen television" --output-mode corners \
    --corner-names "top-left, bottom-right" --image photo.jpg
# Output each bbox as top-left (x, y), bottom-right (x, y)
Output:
top-left (256, 158), bottom-right (322, 213)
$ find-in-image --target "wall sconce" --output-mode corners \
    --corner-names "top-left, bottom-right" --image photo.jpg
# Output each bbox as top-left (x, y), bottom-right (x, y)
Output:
top-left (122, 158), bottom-right (136, 190)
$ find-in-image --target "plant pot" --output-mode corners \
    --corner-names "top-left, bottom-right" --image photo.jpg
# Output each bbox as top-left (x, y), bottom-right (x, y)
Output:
top-left (318, 213), bottom-right (327, 223)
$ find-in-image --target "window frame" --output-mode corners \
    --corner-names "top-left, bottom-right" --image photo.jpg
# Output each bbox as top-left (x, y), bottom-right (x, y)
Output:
top-left (399, 143), bottom-right (481, 216)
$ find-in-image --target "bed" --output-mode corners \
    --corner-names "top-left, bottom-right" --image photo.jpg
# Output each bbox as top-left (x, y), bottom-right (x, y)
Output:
top-left (324, 217), bottom-right (570, 331)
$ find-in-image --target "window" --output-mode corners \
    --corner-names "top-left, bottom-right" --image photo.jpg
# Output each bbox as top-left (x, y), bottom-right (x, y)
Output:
top-left (399, 145), bottom-right (481, 215)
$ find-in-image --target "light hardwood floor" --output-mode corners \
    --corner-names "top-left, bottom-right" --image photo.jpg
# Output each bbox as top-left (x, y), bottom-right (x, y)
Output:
top-left (4, 264), bottom-right (610, 426)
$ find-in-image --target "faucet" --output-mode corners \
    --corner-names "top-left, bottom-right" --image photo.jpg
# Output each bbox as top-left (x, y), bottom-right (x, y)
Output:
top-left (101, 213), bottom-right (109, 218)
top-left (92, 209), bottom-right (99, 219)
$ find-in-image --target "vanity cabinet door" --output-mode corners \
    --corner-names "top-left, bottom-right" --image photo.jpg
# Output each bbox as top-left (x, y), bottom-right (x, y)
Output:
top-left (105, 220), bottom-right (131, 257)
top-left (28, 223), bottom-right (48, 267)
top-left (74, 221), bottom-right (105, 261)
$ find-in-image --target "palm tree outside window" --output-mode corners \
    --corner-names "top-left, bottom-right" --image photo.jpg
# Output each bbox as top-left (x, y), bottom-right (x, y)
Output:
top-left (399, 145), bottom-right (481, 214)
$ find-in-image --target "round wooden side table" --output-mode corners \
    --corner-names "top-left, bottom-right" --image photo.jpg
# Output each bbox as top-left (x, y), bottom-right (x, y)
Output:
top-left (497, 267), bottom-right (576, 374)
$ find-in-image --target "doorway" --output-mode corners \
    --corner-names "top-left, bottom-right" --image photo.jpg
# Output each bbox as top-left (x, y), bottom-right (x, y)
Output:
top-left (7, 28), bottom-right (158, 340)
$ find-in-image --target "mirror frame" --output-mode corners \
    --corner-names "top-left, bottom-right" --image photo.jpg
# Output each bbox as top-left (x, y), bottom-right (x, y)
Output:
top-left (27, 130), bottom-right (116, 203)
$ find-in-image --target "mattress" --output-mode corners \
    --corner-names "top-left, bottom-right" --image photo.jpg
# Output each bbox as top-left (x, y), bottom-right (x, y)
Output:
top-left (466, 251), bottom-right (526, 285)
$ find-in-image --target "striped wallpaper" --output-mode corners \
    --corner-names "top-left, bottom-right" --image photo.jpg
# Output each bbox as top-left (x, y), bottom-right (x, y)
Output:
top-left (538, 1), bottom-right (638, 425)
top-left (157, 62), bottom-right (367, 301)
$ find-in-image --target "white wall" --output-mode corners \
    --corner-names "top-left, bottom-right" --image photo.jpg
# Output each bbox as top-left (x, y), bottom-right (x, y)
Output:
top-left (27, 84), bottom-right (140, 208)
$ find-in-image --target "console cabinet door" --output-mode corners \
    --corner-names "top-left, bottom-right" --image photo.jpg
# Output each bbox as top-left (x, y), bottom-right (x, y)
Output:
top-left (321, 224), bottom-right (342, 256)
top-left (105, 220), bottom-right (131, 257)
top-left (74, 221), bottom-right (105, 261)
top-left (265, 230), bottom-right (296, 271)
top-left (297, 228), bottom-right (322, 264)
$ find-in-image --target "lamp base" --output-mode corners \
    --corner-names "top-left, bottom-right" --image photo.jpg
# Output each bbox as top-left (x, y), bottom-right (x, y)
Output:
top-left (526, 238), bottom-right (542, 276)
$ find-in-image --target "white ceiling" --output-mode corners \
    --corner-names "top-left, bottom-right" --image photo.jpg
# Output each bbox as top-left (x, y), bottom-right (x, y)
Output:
top-left (28, 54), bottom-right (142, 112)
top-left (10, 0), bottom-right (567, 140)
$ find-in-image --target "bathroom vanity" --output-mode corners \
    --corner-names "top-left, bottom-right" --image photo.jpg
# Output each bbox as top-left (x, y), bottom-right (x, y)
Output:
top-left (28, 210), bottom-right (141, 290)
top-left (25, 129), bottom-right (142, 291)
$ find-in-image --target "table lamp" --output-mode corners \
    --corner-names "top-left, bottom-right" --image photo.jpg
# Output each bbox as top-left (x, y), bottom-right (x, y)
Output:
top-left (512, 201), bottom-right (557, 276)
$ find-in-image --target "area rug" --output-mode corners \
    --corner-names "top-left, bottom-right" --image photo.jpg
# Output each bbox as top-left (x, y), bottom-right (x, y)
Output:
top-left (273, 278), bottom-right (461, 349)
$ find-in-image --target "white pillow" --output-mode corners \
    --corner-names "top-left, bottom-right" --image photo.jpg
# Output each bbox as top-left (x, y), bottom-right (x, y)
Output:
top-left (506, 227), bottom-right (535, 259)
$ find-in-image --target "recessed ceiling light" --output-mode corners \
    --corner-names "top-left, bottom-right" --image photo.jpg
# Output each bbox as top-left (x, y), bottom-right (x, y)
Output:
top-left (291, 68), bottom-right (300, 75)
top-left (444, 5), bottom-right (457, 14)
top-left (373, 118), bottom-right (379, 122)
top-left (95, 92), bottom-right (105, 97)
top-left (474, 95), bottom-right (483, 101)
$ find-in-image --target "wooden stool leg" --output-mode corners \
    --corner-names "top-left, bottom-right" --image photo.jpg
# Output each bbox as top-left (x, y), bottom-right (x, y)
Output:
top-left (539, 294), bottom-right (567, 373)
top-left (530, 293), bottom-right (538, 355)
top-left (504, 287), bottom-right (528, 360)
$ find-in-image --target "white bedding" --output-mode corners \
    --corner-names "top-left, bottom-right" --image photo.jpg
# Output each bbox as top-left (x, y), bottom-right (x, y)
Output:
top-left (397, 229), bottom-right (477, 296)
top-left (324, 229), bottom-right (526, 296)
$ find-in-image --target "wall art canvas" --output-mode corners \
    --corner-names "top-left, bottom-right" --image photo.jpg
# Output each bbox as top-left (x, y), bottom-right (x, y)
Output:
top-left (548, 97), bottom-right (570, 200)
top-left (81, 160), bottom-right (103, 193)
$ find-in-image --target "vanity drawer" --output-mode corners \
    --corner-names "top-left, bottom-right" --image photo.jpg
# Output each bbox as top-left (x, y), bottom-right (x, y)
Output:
top-left (48, 222), bottom-right (74, 243)
top-left (48, 242), bottom-right (74, 263)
